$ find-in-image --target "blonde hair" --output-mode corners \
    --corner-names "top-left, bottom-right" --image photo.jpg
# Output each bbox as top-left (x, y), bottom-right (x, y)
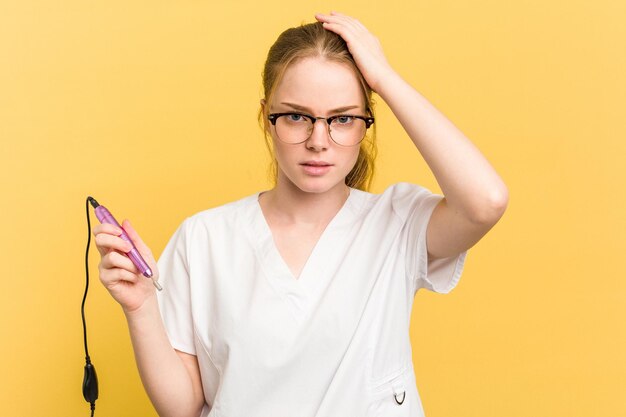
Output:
top-left (257, 21), bottom-right (377, 191)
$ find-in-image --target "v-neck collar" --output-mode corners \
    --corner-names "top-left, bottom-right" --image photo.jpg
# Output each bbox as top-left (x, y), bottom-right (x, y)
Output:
top-left (247, 187), bottom-right (362, 299)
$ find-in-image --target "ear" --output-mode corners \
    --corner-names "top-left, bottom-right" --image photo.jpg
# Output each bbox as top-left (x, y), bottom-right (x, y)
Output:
top-left (260, 98), bottom-right (266, 109)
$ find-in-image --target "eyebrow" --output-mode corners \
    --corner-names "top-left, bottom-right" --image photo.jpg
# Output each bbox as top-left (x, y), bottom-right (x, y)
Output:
top-left (279, 102), bottom-right (361, 114)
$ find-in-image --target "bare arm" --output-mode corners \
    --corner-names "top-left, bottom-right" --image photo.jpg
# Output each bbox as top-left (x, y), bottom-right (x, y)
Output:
top-left (94, 221), bottom-right (205, 416)
top-left (124, 297), bottom-right (205, 417)
top-left (376, 72), bottom-right (509, 259)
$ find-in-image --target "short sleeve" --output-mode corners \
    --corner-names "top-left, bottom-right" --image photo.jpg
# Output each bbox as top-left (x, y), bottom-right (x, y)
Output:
top-left (399, 184), bottom-right (468, 294)
top-left (156, 217), bottom-right (196, 354)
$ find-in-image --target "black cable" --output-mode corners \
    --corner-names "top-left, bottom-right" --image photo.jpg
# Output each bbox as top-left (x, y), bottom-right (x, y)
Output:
top-left (82, 197), bottom-right (99, 415)
top-left (82, 197), bottom-right (91, 359)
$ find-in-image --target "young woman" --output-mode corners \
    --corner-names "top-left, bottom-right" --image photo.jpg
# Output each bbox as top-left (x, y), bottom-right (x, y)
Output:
top-left (94, 12), bottom-right (508, 417)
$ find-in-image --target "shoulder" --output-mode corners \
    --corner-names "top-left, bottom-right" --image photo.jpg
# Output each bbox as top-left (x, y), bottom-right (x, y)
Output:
top-left (382, 182), bottom-right (435, 199)
top-left (181, 191), bottom-right (260, 235)
top-left (190, 192), bottom-right (257, 221)
top-left (157, 192), bottom-right (261, 265)
top-left (357, 182), bottom-right (441, 217)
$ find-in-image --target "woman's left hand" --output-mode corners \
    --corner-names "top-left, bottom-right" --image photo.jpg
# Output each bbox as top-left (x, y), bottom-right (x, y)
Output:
top-left (315, 11), bottom-right (395, 93)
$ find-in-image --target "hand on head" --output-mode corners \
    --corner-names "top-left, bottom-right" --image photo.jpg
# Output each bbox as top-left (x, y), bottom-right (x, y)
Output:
top-left (314, 11), bottom-right (395, 93)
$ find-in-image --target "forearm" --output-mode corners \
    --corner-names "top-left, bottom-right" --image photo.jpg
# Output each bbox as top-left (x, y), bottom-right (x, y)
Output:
top-left (376, 71), bottom-right (508, 222)
top-left (124, 296), bottom-right (201, 417)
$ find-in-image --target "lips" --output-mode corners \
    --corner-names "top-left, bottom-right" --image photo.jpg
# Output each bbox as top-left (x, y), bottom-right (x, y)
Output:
top-left (300, 160), bottom-right (333, 176)
top-left (300, 160), bottom-right (332, 167)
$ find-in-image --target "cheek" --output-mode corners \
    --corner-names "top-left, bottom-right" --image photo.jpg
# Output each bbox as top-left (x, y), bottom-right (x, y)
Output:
top-left (343, 148), bottom-right (361, 171)
top-left (272, 139), bottom-right (291, 163)
top-left (272, 140), bottom-right (300, 175)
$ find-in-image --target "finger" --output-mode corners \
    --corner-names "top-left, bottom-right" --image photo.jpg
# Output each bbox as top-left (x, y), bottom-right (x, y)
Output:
top-left (331, 12), bottom-right (370, 33)
top-left (320, 19), bottom-right (364, 43)
top-left (347, 16), bottom-right (368, 31)
top-left (320, 21), bottom-right (358, 41)
top-left (121, 219), bottom-right (154, 259)
top-left (323, 12), bottom-right (363, 32)
top-left (329, 10), bottom-right (363, 26)
top-left (317, 13), bottom-right (351, 27)
top-left (93, 224), bottom-right (125, 257)
top-left (100, 266), bottom-right (139, 286)
top-left (92, 223), bottom-right (123, 238)
top-left (101, 250), bottom-right (139, 274)
top-left (95, 233), bottom-right (134, 256)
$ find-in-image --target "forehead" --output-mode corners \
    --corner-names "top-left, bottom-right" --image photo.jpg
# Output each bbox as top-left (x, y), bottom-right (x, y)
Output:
top-left (272, 56), bottom-right (364, 112)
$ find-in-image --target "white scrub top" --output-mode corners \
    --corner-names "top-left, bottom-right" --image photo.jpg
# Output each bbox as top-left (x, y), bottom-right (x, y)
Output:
top-left (156, 182), bottom-right (467, 417)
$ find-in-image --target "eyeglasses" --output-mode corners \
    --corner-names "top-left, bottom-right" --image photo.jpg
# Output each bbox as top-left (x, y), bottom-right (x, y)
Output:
top-left (268, 112), bottom-right (375, 147)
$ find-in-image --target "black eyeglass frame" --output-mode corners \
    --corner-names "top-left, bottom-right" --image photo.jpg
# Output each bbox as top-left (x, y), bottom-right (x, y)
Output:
top-left (267, 112), bottom-right (375, 146)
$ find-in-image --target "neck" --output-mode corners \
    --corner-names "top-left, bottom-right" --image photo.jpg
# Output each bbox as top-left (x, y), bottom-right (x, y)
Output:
top-left (259, 179), bottom-right (350, 226)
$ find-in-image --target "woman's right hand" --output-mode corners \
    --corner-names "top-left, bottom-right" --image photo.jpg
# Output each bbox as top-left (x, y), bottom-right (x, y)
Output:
top-left (93, 219), bottom-right (160, 314)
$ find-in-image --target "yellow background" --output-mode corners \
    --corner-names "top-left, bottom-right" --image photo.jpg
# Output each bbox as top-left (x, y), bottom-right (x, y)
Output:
top-left (1, 0), bottom-right (624, 416)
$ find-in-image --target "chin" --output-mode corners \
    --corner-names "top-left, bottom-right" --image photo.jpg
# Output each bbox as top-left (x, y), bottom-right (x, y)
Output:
top-left (289, 176), bottom-right (345, 195)
top-left (277, 163), bottom-right (350, 195)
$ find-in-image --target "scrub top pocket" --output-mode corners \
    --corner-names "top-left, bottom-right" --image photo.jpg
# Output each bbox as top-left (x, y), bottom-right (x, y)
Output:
top-left (366, 365), bottom-right (425, 417)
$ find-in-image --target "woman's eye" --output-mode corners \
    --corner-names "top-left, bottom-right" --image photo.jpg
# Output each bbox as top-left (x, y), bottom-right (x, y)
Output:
top-left (287, 114), bottom-right (304, 122)
top-left (336, 116), bottom-right (354, 125)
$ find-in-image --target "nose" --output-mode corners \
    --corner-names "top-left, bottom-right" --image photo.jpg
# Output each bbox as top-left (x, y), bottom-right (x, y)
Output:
top-left (306, 118), bottom-right (332, 151)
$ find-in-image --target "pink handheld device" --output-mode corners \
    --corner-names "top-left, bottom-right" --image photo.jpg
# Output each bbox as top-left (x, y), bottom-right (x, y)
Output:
top-left (88, 197), bottom-right (162, 291)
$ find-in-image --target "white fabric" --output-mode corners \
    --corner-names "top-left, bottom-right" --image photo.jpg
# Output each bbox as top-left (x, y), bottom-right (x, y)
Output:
top-left (156, 182), bottom-right (467, 417)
